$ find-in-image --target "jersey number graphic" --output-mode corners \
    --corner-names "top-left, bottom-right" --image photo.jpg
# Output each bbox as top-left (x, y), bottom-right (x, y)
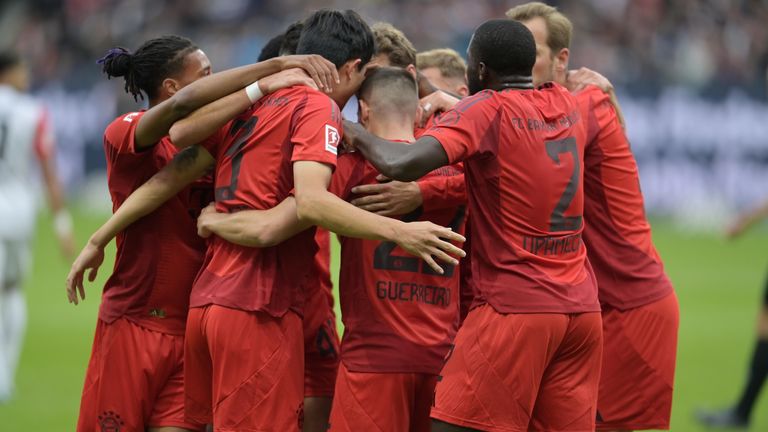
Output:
top-left (0, 120), bottom-right (7, 159)
top-left (545, 137), bottom-right (583, 232)
top-left (373, 205), bottom-right (465, 277)
top-left (215, 117), bottom-right (258, 201)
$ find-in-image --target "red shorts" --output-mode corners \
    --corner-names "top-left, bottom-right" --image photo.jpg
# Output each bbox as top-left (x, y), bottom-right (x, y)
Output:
top-left (77, 317), bottom-right (203, 432)
top-left (303, 286), bottom-right (340, 398)
top-left (328, 362), bottom-right (437, 432)
top-left (185, 305), bottom-right (304, 431)
top-left (597, 292), bottom-right (679, 430)
top-left (431, 305), bottom-right (603, 432)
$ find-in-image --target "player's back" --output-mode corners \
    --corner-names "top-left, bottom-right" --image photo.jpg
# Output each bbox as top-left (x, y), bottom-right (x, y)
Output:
top-left (193, 85), bottom-right (341, 317)
top-left (329, 151), bottom-right (466, 374)
top-left (425, 83), bottom-right (598, 314)
top-left (100, 111), bottom-right (212, 335)
top-left (576, 86), bottom-right (673, 309)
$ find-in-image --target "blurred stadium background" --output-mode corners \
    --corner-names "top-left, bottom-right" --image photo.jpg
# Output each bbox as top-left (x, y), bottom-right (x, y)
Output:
top-left (1, 0), bottom-right (768, 430)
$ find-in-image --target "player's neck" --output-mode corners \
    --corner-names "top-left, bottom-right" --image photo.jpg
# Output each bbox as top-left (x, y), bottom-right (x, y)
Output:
top-left (147, 96), bottom-right (165, 109)
top-left (368, 120), bottom-right (415, 143)
top-left (489, 74), bottom-right (534, 91)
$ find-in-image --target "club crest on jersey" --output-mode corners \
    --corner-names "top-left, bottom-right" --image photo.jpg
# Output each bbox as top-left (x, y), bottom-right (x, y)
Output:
top-left (325, 124), bottom-right (339, 155)
top-left (122, 112), bottom-right (140, 123)
top-left (98, 411), bottom-right (124, 432)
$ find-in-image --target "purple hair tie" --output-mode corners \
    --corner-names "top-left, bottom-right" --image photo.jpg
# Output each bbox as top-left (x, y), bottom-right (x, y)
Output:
top-left (97, 47), bottom-right (131, 65)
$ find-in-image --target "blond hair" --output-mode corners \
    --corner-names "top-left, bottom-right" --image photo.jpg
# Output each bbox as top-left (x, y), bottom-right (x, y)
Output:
top-left (416, 48), bottom-right (467, 81)
top-left (506, 2), bottom-right (572, 53)
top-left (372, 22), bottom-right (417, 68)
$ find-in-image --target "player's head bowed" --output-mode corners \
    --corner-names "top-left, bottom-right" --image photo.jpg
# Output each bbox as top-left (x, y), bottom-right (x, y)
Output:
top-left (466, 19), bottom-right (536, 95)
top-left (297, 9), bottom-right (374, 104)
top-left (97, 35), bottom-right (207, 102)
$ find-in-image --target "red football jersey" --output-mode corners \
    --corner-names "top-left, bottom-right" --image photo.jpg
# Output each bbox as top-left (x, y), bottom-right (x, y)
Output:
top-left (191, 86), bottom-right (342, 317)
top-left (577, 86), bottom-right (673, 310)
top-left (422, 83), bottom-right (599, 314)
top-left (100, 111), bottom-right (213, 335)
top-left (329, 149), bottom-right (466, 374)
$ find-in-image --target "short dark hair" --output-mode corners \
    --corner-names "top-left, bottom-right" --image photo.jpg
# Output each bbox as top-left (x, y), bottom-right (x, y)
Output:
top-left (470, 20), bottom-right (536, 77)
top-left (280, 21), bottom-right (304, 56)
top-left (97, 35), bottom-right (198, 101)
top-left (258, 33), bottom-right (285, 61)
top-left (296, 9), bottom-right (374, 70)
top-left (359, 67), bottom-right (418, 116)
top-left (0, 51), bottom-right (21, 75)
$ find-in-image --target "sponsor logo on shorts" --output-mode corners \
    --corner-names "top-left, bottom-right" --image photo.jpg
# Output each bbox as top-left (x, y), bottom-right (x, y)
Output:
top-left (296, 401), bottom-right (305, 429)
top-left (98, 411), bottom-right (124, 432)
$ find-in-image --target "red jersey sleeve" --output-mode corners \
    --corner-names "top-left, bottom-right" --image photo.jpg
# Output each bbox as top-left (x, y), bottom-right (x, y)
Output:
top-left (418, 170), bottom-right (466, 212)
top-left (421, 91), bottom-right (499, 164)
top-left (291, 91), bottom-right (342, 169)
top-left (104, 111), bottom-right (147, 155)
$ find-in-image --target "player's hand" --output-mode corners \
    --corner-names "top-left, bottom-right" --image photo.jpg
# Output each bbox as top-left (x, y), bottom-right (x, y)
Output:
top-left (394, 221), bottom-right (466, 274)
top-left (65, 240), bottom-right (105, 305)
top-left (419, 91), bottom-right (459, 127)
top-left (351, 176), bottom-right (423, 216)
top-left (197, 203), bottom-right (220, 238)
top-left (566, 67), bottom-right (614, 93)
top-left (416, 70), bottom-right (438, 99)
top-left (259, 68), bottom-right (319, 95)
top-left (278, 54), bottom-right (339, 93)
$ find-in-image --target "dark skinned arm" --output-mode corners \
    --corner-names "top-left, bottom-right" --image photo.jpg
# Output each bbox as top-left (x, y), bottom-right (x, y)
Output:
top-left (343, 120), bottom-right (449, 182)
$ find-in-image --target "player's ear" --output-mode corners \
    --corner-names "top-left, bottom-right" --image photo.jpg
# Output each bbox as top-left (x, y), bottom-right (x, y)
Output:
top-left (478, 62), bottom-right (488, 83)
top-left (554, 48), bottom-right (570, 75)
top-left (456, 84), bottom-right (469, 98)
top-left (406, 64), bottom-right (418, 80)
top-left (161, 77), bottom-right (181, 97)
top-left (358, 98), bottom-right (371, 128)
top-left (342, 59), bottom-right (363, 80)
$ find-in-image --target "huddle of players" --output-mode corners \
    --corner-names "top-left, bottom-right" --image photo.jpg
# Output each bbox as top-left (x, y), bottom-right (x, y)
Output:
top-left (66, 3), bottom-right (679, 432)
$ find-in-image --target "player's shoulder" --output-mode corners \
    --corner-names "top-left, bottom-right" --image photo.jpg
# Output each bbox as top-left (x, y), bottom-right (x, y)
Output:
top-left (573, 84), bottom-right (610, 108)
top-left (104, 111), bottom-right (143, 138)
top-left (270, 86), bottom-right (341, 123)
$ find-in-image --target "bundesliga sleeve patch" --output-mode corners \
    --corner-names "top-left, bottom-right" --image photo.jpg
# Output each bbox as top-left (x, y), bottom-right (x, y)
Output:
top-left (122, 112), bottom-right (140, 123)
top-left (325, 124), bottom-right (340, 155)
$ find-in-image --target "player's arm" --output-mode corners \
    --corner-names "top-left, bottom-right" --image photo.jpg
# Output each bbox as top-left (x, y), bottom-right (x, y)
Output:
top-left (566, 67), bottom-right (626, 130)
top-left (293, 161), bottom-right (465, 273)
top-left (726, 199), bottom-right (768, 239)
top-left (350, 173), bottom-right (466, 216)
top-left (343, 121), bottom-right (449, 182)
top-left (169, 68), bottom-right (318, 148)
top-left (136, 55), bottom-right (339, 150)
top-left (33, 112), bottom-right (74, 258)
top-left (65, 146), bottom-right (215, 305)
top-left (197, 198), bottom-right (309, 247)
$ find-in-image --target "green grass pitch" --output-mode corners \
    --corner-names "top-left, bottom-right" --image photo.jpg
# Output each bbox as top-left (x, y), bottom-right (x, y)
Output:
top-left (0, 209), bottom-right (766, 431)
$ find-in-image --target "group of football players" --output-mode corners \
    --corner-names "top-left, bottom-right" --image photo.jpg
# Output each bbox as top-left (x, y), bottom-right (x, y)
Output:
top-left (64, 3), bottom-right (680, 432)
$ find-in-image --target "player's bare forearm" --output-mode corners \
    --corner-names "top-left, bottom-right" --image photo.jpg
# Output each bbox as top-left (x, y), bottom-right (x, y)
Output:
top-left (203, 198), bottom-right (310, 247)
top-left (90, 146), bottom-right (214, 248)
top-left (170, 90), bottom-right (250, 148)
top-left (343, 120), bottom-right (449, 181)
top-left (294, 161), bottom-right (465, 273)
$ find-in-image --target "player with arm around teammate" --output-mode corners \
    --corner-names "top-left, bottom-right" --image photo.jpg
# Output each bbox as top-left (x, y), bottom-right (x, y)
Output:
top-left (67, 35), bottom-right (337, 432)
top-left (344, 20), bottom-right (602, 432)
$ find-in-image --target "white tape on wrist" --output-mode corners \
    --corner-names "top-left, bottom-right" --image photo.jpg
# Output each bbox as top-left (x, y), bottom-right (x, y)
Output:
top-left (54, 210), bottom-right (73, 238)
top-left (245, 81), bottom-right (264, 103)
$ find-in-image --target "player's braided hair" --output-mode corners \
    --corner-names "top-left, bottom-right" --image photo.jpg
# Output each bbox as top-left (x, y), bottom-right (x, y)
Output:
top-left (97, 35), bottom-right (198, 101)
